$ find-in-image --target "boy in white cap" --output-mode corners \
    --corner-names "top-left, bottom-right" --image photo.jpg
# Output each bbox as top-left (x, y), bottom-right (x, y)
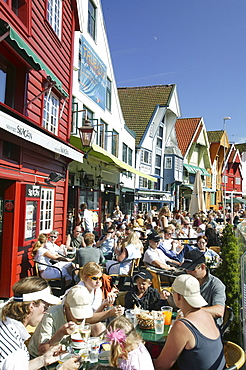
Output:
top-left (28, 284), bottom-right (93, 358)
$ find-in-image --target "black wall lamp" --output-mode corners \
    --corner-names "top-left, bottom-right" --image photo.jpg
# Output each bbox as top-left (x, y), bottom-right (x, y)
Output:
top-left (45, 172), bottom-right (64, 183)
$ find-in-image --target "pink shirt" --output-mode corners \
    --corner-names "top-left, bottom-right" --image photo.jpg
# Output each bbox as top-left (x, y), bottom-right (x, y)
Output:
top-left (119, 343), bottom-right (154, 370)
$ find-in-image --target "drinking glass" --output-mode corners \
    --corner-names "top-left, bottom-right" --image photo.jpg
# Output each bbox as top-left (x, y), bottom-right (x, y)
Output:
top-left (154, 312), bottom-right (164, 334)
top-left (79, 324), bottom-right (91, 340)
top-left (161, 306), bottom-right (173, 325)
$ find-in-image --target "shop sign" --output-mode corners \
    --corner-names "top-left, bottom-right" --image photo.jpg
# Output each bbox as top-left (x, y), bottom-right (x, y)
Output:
top-left (26, 185), bottom-right (41, 198)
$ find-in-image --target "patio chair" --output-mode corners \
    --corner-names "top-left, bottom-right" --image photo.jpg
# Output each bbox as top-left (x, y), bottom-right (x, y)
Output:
top-left (224, 341), bottom-right (245, 369)
top-left (145, 265), bottom-right (183, 292)
top-left (107, 258), bottom-right (140, 290)
top-left (34, 260), bottom-right (67, 297)
top-left (220, 306), bottom-right (234, 338)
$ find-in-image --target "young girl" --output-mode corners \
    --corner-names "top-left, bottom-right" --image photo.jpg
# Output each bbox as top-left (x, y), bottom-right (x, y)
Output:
top-left (106, 316), bottom-right (154, 370)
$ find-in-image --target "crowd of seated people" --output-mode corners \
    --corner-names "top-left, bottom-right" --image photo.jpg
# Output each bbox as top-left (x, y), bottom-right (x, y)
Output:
top-left (1, 204), bottom-right (240, 370)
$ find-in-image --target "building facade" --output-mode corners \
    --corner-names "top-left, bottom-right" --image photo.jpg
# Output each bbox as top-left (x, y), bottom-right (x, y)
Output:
top-left (69, 0), bottom-right (155, 229)
top-left (118, 84), bottom-right (181, 212)
top-left (175, 118), bottom-right (212, 211)
top-left (0, 0), bottom-right (80, 297)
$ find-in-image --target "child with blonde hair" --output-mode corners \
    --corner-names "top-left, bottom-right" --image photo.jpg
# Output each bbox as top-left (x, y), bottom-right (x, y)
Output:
top-left (106, 316), bottom-right (154, 370)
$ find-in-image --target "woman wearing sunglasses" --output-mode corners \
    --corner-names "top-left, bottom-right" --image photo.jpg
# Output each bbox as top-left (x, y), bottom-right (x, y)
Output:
top-left (78, 262), bottom-right (125, 336)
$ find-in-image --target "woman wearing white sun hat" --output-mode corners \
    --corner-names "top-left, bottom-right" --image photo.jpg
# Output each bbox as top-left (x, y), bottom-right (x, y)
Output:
top-left (0, 276), bottom-right (80, 370)
top-left (154, 274), bottom-right (226, 370)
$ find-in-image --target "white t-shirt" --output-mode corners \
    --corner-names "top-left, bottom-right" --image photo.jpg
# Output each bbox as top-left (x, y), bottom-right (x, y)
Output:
top-left (0, 317), bottom-right (30, 370)
top-left (143, 246), bottom-right (171, 266)
top-left (106, 244), bottom-right (141, 275)
top-left (77, 281), bottom-right (102, 312)
top-left (81, 209), bottom-right (94, 232)
top-left (35, 246), bottom-right (51, 270)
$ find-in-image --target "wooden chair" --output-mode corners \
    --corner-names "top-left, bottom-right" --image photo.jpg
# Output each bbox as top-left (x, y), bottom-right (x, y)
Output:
top-left (34, 260), bottom-right (67, 297)
top-left (224, 341), bottom-right (246, 369)
top-left (145, 265), bottom-right (181, 292)
top-left (220, 306), bottom-right (234, 338)
top-left (209, 246), bottom-right (221, 254)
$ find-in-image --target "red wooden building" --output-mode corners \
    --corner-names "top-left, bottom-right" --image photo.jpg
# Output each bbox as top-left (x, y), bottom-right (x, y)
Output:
top-left (223, 144), bottom-right (243, 200)
top-left (0, 0), bottom-right (82, 297)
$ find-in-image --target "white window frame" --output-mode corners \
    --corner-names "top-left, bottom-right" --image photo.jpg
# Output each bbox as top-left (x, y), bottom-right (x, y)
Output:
top-left (40, 188), bottom-right (54, 233)
top-left (139, 176), bottom-right (148, 188)
top-left (165, 157), bottom-right (172, 169)
top-left (141, 149), bottom-right (152, 165)
top-left (235, 177), bottom-right (241, 185)
top-left (43, 92), bottom-right (59, 134)
top-left (88, 0), bottom-right (96, 40)
top-left (106, 77), bottom-right (112, 111)
top-left (47, 0), bottom-right (62, 38)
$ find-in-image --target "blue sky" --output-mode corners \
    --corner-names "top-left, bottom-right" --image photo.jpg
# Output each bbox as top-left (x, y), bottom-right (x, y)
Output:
top-left (101, 0), bottom-right (246, 144)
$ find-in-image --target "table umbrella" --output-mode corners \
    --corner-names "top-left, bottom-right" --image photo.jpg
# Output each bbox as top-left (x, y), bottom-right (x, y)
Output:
top-left (189, 170), bottom-right (206, 215)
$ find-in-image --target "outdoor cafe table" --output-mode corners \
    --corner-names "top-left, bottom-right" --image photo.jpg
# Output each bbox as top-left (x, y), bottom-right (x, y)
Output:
top-left (137, 324), bottom-right (170, 345)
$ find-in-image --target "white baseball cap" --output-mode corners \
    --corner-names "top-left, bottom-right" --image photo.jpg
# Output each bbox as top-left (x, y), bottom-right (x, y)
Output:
top-left (172, 275), bottom-right (207, 308)
top-left (65, 286), bottom-right (93, 319)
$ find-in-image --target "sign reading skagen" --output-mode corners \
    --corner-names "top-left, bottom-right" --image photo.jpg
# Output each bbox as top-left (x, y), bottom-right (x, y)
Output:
top-left (0, 111), bottom-right (83, 163)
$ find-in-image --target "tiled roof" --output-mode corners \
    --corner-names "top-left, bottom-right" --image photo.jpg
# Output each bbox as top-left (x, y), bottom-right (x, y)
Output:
top-left (207, 130), bottom-right (224, 143)
top-left (235, 143), bottom-right (246, 153)
top-left (118, 85), bottom-right (175, 146)
top-left (175, 118), bottom-right (202, 157)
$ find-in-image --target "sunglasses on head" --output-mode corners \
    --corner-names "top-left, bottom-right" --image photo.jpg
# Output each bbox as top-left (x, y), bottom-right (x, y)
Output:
top-left (89, 276), bottom-right (103, 281)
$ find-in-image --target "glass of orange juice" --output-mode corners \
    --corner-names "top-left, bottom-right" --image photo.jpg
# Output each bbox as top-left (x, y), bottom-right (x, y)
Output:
top-left (161, 306), bottom-right (173, 325)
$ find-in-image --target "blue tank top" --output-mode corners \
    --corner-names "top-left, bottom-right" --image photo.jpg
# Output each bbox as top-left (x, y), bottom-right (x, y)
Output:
top-left (177, 319), bottom-right (226, 370)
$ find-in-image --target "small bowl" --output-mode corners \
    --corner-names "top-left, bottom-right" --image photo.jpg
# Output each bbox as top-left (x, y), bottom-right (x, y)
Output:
top-left (98, 351), bottom-right (110, 364)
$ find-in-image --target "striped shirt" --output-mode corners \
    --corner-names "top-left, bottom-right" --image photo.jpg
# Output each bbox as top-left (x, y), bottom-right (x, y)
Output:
top-left (0, 317), bottom-right (30, 370)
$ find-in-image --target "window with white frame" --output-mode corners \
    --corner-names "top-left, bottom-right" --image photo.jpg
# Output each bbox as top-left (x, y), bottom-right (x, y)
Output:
top-left (122, 143), bottom-right (127, 163)
top-left (128, 148), bottom-right (133, 166)
top-left (139, 176), bottom-right (148, 188)
top-left (165, 157), bottom-right (172, 169)
top-left (155, 154), bottom-right (161, 168)
top-left (47, 0), bottom-right (62, 38)
top-left (235, 177), bottom-right (241, 185)
top-left (111, 130), bottom-right (118, 157)
top-left (43, 92), bottom-right (59, 134)
top-left (141, 149), bottom-right (152, 165)
top-left (88, 0), bottom-right (96, 40)
top-left (106, 77), bottom-right (111, 111)
top-left (99, 120), bottom-right (108, 150)
top-left (40, 188), bottom-right (54, 233)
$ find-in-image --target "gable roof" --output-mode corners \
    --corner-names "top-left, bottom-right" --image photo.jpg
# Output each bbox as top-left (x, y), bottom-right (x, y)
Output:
top-left (207, 130), bottom-right (224, 143)
top-left (117, 84), bottom-right (175, 146)
top-left (175, 117), bottom-right (202, 157)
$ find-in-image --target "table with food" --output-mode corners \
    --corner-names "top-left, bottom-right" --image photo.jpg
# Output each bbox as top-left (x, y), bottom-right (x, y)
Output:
top-left (45, 305), bottom-right (176, 369)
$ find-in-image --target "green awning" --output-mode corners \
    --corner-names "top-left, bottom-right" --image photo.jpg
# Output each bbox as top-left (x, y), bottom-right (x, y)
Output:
top-left (70, 135), bottom-right (157, 182)
top-left (226, 197), bottom-right (246, 205)
top-left (183, 164), bottom-right (196, 174)
top-left (0, 19), bottom-right (67, 97)
top-left (183, 164), bottom-right (210, 176)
